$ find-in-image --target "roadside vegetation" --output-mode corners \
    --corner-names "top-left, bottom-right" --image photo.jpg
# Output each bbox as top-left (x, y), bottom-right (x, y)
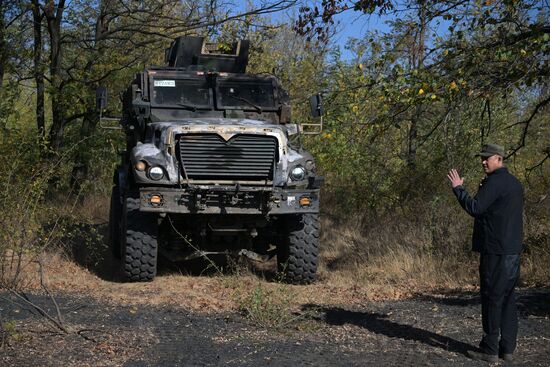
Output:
top-left (0, 0), bottom-right (548, 333)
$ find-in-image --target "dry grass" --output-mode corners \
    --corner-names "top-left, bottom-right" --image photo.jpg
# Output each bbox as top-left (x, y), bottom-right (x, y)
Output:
top-left (317, 212), bottom-right (480, 300)
top-left (6, 193), bottom-right (549, 317)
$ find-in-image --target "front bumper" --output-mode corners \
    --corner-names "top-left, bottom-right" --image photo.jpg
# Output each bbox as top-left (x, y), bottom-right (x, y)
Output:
top-left (139, 186), bottom-right (320, 215)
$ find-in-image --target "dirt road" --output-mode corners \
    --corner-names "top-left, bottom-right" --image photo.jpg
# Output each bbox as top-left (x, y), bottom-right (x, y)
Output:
top-left (1, 288), bottom-right (548, 366)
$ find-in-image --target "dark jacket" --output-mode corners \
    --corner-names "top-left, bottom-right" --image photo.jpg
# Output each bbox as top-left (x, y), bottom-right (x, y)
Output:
top-left (453, 167), bottom-right (523, 254)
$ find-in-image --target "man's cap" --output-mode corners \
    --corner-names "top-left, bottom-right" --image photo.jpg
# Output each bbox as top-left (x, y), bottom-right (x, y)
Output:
top-left (477, 144), bottom-right (505, 158)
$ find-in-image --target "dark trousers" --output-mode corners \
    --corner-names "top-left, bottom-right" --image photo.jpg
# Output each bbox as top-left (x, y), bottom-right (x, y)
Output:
top-left (479, 253), bottom-right (520, 355)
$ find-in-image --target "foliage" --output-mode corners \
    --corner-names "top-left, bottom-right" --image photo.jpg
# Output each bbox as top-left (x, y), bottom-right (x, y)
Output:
top-left (236, 282), bottom-right (300, 329)
top-left (292, 0), bottom-right (549, 218)
top-left (0, 320), bottom-right (22, 347)
top-left (0, 124), bottom-right (52, 288)
top-left (0, 118), bottom-right (115, 289)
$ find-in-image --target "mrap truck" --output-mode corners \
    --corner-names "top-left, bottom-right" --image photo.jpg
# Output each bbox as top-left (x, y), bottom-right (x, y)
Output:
top-left (106, 36), bottom-right (322, 284)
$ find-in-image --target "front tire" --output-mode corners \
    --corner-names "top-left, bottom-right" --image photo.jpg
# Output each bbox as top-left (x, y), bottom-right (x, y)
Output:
top-left (121, 193), bottom-right (158, 281)
top-left (277, 213), bottom-right (320, 284)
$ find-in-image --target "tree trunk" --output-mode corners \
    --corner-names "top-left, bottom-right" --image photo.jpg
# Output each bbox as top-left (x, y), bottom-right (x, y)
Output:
top-left (32, 0), bottom-right (46, 137)
top-left (407, 108), bottom-right (419, 168)
top-left (48, 95), bottom-right (65, 151)
top-left (69, 0), bottom-right (114, 187)
top-left (406, 0), bottom-right (427, 169)
top-left (45, 0), bottom-right (66, 151)
top-left (0, 0), bottom-right (7, 91)
top-left (70, 109), bottom-right (98, 191)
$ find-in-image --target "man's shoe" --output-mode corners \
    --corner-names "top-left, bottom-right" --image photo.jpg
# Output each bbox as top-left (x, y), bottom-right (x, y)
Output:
top-left (467, 350), bottom-right (498, 363)
top-left (500, 353), bottom-right (513, 361)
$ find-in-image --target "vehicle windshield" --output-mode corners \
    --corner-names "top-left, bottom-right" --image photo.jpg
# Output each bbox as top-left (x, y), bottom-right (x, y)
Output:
top-left (218, 81), bottom-right (275, 109)
top-left (152, 78), bottom-right (211, 107)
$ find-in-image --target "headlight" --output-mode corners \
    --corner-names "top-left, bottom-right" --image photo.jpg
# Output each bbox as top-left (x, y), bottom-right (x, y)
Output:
top-left (148, 166), bottom-right (164, 181)
top-left (290, 166), bottom-right (306, 181)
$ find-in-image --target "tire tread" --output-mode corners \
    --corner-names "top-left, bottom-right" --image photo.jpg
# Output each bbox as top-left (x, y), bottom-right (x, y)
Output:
top-left (278, 214), bottom-right (320, 284)
top-left (122, 195), bottom-right (158, 282)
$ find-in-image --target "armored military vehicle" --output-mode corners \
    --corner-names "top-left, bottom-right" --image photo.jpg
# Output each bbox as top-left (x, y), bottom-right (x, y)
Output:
top-left (107, 36), bottom-right (322, 284)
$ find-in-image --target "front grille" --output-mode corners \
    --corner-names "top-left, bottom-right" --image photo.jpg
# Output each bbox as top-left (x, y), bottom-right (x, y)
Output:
top-left (177, 134), bottom-right (278, 181)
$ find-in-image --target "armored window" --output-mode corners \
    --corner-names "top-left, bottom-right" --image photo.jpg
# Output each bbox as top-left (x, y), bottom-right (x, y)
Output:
top-left (217, 80), bottom-right (276, 110)
top-left (152, 79), bottom-right (212, 108)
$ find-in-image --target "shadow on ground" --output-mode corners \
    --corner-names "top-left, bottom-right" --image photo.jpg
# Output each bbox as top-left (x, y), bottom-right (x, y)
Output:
top-left (62, 221), bottom-right (125, 282)
top-left (415, 288), bottom-right (550, 317)
top-left (63, 221), bottom-right (277, 282)
top-left (301, 304), bottom-right (477, 357)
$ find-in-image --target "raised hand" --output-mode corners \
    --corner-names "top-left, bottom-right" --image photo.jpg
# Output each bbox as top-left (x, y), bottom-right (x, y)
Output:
top-left (447, 169), bottom-right (464, 188)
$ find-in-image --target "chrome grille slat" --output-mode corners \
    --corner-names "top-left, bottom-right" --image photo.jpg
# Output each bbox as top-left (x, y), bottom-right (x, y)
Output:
top-left (177, 134), bottom-right (277, 181)
top-left (183, 164), bottom-right (273, 169)
top-left (181, 150), bottom-right (274, 154)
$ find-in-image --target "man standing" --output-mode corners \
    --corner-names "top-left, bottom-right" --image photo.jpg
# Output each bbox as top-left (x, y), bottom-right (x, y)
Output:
top-left (447, 144), bottom-right (523, 363)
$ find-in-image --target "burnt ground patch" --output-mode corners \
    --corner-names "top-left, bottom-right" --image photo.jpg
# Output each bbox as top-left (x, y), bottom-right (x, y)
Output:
top-left (1, 288), bottom-right (549, 367)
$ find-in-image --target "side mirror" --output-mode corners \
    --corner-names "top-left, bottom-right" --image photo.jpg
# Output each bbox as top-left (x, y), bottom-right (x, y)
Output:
top-left (302, 93), bottom-right (324, 135)
top-left (96, 87), bottom-right (122, 130)
top-left (96, 87), bottom-right (108, 110)
top-left (309, 93), bottom-right (323, 117)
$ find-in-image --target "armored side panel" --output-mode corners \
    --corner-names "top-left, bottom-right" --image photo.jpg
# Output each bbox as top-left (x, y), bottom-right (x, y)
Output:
top-left (165, 36), bottom-right (249, 73)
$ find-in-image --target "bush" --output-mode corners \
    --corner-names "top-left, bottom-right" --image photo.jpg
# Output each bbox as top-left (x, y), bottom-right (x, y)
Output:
top-left (0, 124), bottom-right (91, 289)
top-left (236, 282), bottom-right (299, 328)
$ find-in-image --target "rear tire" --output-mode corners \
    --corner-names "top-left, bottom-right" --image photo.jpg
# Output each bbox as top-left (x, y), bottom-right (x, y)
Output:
top-left (277, 213), bottom-right (320, 284)
top-left (121, 193), bottom-right (158, 281)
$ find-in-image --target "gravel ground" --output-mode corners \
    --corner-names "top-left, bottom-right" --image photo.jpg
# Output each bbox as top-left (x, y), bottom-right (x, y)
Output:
top-left (1, 288), bottom-right (548, 367)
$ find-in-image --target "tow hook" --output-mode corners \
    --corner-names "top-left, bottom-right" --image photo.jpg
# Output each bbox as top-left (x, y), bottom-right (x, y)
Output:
top-left (192, 192), bottom-right (206, 211)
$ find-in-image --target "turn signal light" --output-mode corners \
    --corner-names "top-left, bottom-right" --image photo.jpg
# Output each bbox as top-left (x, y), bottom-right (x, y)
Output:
top-left (150, 194), bottom-right (163, 206)
top-left (299, 197), bottom-right (311, 207)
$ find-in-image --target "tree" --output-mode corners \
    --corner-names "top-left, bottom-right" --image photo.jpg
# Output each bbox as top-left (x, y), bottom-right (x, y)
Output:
top-left (31, 0), bottom-right (45, 136)
top-left (297, 0), bottom-right (549, 159)
top-left (290, 0), bottom-right (548, 216)
top-left (0, 0), bottom-right (27, 124)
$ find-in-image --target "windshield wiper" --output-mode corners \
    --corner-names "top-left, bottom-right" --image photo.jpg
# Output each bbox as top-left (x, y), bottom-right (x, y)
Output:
top-left (175, 103), bottom-right (197, 111)
top-left (226, 95), bottom-right (262, 113)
